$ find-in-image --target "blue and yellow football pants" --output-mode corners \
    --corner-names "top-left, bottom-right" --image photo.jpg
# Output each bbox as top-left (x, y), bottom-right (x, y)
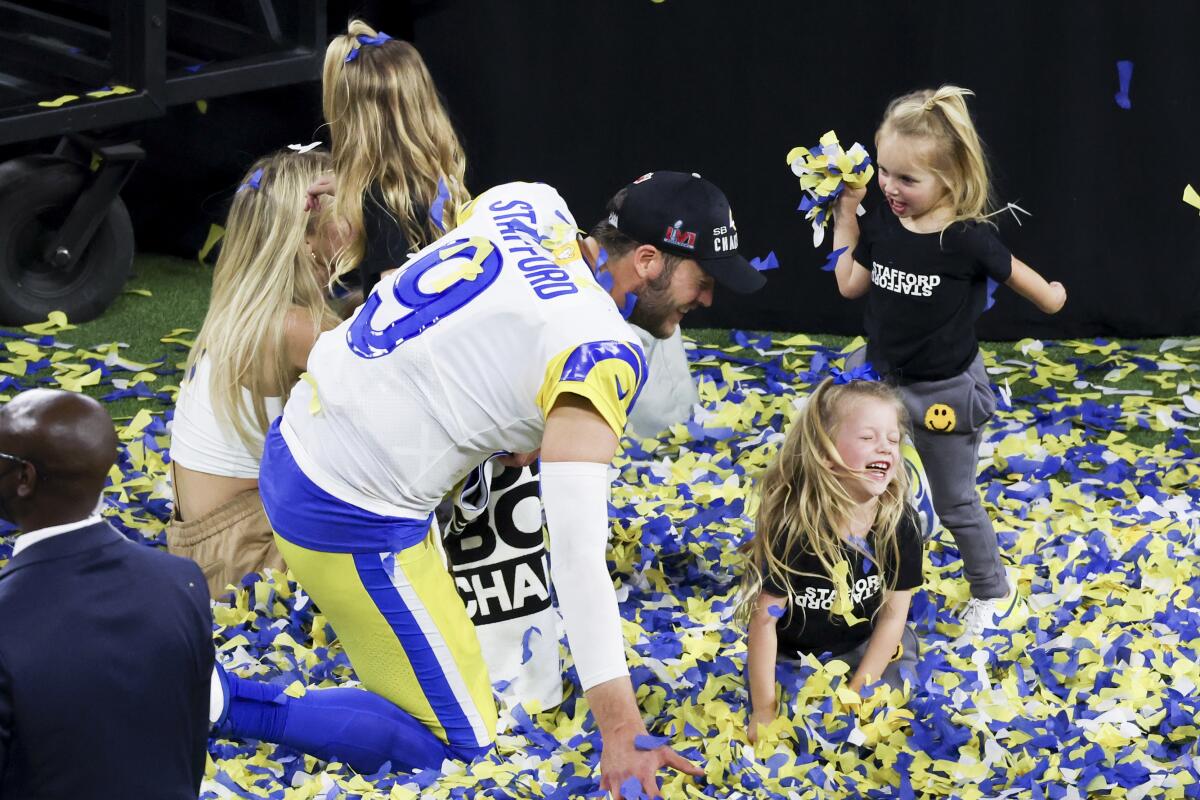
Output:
top-left (215, 421), bottom-right (496, 772)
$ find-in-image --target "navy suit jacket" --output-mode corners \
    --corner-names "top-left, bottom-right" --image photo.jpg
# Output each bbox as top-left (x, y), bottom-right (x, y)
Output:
top-left (0, 521), bottom-right (213, 799)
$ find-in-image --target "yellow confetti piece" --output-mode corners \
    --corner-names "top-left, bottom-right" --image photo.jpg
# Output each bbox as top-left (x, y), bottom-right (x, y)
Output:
top-left (124, 287), bottom-right (153, 297)
top-left (1184, 184), bottom-right (1200, 212)
top-left (38, 95), bottom-right (79, 108)
top-left (0, 359), bottom-right (27, 377)
top-left (828, 560), bottom-right (866, 625)
top-left (85, 84), bottom-right (135, 98)
top-left (198, 223), bottom-right (224, 264)
top-left (299, 372), bottom-right (321, 415)
top-left (123, 408), bottom-right (155, 437)
top-left (161, 328), bottom-right (196, 347)
top-left (196, 99), bottom-right (208, 114)
top-left (22, 311), bottom-right (75, 335)
top-left (282, 680), bottom-right (308, 699)
top-left (55, 368), bottom-right (102, 392)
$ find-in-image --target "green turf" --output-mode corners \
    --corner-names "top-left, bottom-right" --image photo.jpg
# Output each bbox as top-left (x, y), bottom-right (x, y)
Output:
top-left (0, 254), bottom-right (211, 418)
top-left (87, 254), bottom-right (213, 361)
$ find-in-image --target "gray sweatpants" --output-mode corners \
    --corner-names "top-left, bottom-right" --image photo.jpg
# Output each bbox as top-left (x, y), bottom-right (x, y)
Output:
top-left (846, 349), bottom-right (1009, 600)
top-left (832, 624), bottom-right (920, 690)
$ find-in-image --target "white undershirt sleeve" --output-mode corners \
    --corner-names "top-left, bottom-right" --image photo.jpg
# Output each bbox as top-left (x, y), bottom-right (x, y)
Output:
top-left (539, 460), bottom-right (629, 691)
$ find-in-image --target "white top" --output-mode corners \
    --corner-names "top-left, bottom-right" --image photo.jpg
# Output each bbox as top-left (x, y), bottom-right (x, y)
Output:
top-left (170, 355), bottom-right (283, 478)
top-left (281, 181), bottom-right (647, 519)
top-left (625, 324), bottom-right (699, 439)
top-left (12, 513), bottom-right (104, 557)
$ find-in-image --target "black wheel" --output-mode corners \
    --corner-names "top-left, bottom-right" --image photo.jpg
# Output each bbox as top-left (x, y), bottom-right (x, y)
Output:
top-left (0, 156), bottom-right (134, 325)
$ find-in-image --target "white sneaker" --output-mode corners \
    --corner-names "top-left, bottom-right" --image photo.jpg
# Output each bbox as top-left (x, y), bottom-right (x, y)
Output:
top-left (959, 569), bottom-right (1027, 640)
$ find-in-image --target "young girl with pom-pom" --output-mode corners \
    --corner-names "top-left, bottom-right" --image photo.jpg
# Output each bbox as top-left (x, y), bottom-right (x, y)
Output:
top-left (829, 86), bottom-right (1066, 638)
top-left (741, 378), bottom-right (925, 741)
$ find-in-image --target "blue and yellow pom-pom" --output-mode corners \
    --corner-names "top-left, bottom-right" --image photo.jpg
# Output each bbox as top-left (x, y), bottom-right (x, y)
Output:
top-left (786, 130), bottom-right (875, 247)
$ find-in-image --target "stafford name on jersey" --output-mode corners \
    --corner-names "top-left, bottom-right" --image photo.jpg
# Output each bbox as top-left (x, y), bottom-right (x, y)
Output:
top-left (490, 197), bottom-right (578, 300)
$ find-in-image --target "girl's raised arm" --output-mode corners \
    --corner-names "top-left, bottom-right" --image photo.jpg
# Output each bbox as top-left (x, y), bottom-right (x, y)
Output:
top-left (831, 187), bottom-right (872, 299)
top-left (1005, 256), bottom-right (1067, 314)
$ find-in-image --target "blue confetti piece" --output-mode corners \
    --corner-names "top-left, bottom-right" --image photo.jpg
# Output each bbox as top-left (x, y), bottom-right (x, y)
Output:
top-left (619, 776), bottom-right (647, 800)
top-left (633, 734), bottom-right (668, 750)
top-left (749, 251), bottom-right (779, 272)
top-left (1114, 60), bottom-right (1133, 109)
top-left (429, 176), bottom-right (450, 232)
top-left (766, 605), bottom-right (784, 618)
top-left (620, 292), bottom-right (637, 320)
top-left (983, 277), bottom-right (999, 311)
top-left (821, 246), bottom-right (847, 272)
top-left (520, 625), bottom-right (540, 665)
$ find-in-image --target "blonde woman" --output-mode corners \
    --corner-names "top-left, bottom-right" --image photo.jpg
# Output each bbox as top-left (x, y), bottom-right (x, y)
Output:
top-left (310, 19), bottom-right (470, 294)
top-left (741, 378), bottom-right (925, 742)
top-left (168, 150), bottom-right (340, 597)
top-left (828, 86), bottom-right (1067, 638)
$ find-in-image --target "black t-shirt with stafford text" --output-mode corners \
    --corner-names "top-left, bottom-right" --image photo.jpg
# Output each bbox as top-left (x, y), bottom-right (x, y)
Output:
top-left (852, 204), bottom-right (1013, 382)
top-left (360, 185), bottom-right (427, 296)
top-left (762, 511), bottom-right (924, 658)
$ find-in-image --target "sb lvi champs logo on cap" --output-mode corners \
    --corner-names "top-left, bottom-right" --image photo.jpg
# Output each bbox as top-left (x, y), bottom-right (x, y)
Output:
top-left (712, 207), bottom-right (739, 252)
top-left (664, 219), bottom-right (697, 250)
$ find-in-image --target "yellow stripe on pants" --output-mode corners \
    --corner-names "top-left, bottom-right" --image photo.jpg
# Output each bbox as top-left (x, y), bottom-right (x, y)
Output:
top-left (275, 530), bottom-right (497, 748)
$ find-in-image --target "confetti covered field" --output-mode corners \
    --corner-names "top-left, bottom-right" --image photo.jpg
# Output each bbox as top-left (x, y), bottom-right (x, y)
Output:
top-left (1, 315), bottom-right (1198, 800)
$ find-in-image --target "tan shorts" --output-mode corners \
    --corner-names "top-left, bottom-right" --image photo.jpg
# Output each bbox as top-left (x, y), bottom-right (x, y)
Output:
top-left (166, 489), bottom-right (286, 598)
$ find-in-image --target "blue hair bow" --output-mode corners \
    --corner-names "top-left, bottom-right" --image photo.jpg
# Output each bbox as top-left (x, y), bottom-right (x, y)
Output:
top-left (236, 167), bottom-right (264, 193)
top-left (345, 32), bottom-right (393, 62)
top-left (829, 362), bottom-right (879, 384)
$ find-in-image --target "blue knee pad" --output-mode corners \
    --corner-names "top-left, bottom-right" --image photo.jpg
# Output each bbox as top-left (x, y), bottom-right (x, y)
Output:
top-left (213, 666), bottom-right (492, 773)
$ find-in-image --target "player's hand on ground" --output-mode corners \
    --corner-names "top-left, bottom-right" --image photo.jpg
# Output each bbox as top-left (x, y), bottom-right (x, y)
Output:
top-left (1044, 281), bottom-right (1067, 314)
top-left (747, 708), bottom-right (776, 744)
top-left (600, 730), bottom-right (703, 799)
top-left (306, 173), bottom-right (338, 211)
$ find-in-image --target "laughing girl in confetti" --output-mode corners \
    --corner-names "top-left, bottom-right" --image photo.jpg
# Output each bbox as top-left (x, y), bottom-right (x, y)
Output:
top-left (828, 86), bottom-right (1067, 639)
top-left (169, 150), bottom-right (340, 597)
top-left (312, 19), bottom-right (470, 297)
top-left (742, 378), bottom-right (925, 741)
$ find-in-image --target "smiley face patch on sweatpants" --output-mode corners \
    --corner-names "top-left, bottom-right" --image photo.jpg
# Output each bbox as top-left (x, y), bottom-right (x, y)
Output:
top-left (924, 403), bottom-right (957, 432)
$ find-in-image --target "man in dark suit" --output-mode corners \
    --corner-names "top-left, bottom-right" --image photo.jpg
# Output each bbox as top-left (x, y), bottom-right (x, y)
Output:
top-left (0, 389), bottom-right (213, 799)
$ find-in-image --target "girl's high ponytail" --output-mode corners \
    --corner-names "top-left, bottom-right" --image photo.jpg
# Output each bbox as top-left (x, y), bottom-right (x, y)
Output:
top-left (879, 85), bottom-right (995, 228)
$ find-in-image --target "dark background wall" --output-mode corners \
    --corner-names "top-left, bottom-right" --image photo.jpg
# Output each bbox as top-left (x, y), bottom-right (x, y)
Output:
top-left (7, 0), bottom-right (1196, 338)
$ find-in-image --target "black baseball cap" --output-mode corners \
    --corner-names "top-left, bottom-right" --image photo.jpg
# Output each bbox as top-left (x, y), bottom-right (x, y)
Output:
top-left (610, 171), bottom-right (765, 293)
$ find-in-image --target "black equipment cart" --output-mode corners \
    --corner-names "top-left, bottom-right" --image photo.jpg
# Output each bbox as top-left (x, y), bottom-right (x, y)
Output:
top-left (0, 0), bottom-right (326, 324)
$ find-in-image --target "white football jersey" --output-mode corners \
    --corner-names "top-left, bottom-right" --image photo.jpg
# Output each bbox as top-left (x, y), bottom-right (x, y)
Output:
top-left (280, 182), bottom-right (647, 520)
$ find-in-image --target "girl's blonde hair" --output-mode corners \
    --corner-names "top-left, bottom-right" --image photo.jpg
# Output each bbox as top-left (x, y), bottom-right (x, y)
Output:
top-left (322, 19), bottom-right (470, 284)
top-left (877, 85), bottom-right (994, 229)
top-left (738, 378), bottom-right (912, 625)
top-left (185, 150), bottom-right (339, 452)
